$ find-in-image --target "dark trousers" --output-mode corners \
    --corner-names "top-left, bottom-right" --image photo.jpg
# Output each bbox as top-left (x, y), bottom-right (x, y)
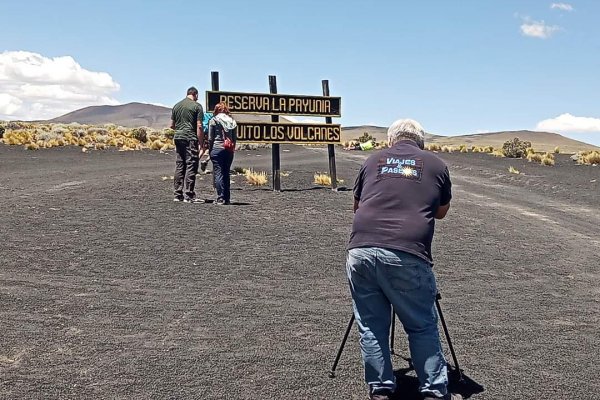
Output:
top-left (210, 148), bottom-right (234, 203)
top-left (174, 139), bottom-right (199, 200)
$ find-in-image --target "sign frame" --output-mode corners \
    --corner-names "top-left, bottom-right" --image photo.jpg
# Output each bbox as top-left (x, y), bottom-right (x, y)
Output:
top-left (206, 90), bottom-right (342, 117)
top-left (236, 121), bottom-right (342, 145)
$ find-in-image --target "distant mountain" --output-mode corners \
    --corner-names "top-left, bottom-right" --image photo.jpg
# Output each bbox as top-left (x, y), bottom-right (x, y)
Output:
top-left (342, 126), bottom-right (598, 153)
top-left (342, 125), bottom-right (443, 143)
top-left (48, 102), bottom-right (172, 128)
top-left (430, 130), bottom-right (599, 153)
top-left (47, 102), bottom-right (293, 128)
top-left (47, 105), bottom-right (599, 153)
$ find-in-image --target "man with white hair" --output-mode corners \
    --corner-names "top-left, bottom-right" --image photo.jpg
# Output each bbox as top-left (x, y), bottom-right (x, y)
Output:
top-left (347, 119), bottom-right (459, 400)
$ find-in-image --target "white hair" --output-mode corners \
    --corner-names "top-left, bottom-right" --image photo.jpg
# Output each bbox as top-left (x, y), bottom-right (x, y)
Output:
top-left (387, 119), bottom-right (425, 149)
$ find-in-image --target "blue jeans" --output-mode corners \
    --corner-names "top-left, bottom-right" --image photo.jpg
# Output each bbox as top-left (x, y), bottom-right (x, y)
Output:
top-left (210, 148), bottom-right (234, 203)
top-left (346, 247), bottom-right (448, 398)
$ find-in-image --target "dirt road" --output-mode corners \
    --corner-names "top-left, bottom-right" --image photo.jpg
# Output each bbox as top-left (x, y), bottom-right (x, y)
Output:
top-left (1, 144), bottom-right (598, 399)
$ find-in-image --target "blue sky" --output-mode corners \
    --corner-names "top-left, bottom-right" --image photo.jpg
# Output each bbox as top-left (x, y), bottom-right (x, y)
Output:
top-left (1, 0), bottom-right (599, 145)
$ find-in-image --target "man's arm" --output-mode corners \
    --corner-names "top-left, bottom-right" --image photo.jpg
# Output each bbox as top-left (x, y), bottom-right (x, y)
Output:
top-left (435, 202), bottom-right (450, 219)
top-left (197, 107), bottom-right (205, 148)
top-left (170, 119), bottom-right (175, 130)
top-left (354, 198), bottom-right (360, 213)
top-left (435, 166), bottom-right (452, 219)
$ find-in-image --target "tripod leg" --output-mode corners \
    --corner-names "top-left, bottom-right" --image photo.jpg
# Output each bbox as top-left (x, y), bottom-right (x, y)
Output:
top-left (435, 294), bottom-right (464, 382)
top-left (390, 308), bottom-right (396, 355)
top-left (329, 313), bottom-right (355, 378)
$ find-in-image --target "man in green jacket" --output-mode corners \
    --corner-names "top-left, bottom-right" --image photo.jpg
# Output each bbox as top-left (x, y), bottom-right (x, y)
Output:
top-left (171, 87), bottom-right (205, 203)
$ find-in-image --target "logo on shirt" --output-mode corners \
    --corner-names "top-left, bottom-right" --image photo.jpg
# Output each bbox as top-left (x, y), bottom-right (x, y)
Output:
top-left (377, 157), bottom-right (423, 182)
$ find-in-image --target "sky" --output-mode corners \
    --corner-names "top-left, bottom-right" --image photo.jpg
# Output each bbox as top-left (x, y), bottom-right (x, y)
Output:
top-left (1, 0), bottom-right (599, 145)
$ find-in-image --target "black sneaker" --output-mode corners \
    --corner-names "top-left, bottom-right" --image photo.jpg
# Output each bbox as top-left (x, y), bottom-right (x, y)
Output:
top-left (200, 160), bottom-right (208, 172)
top-left (370, 389), bottom-right (393, 400)
top-left (214, 199), bottom-right (226, 205)
top-left (183, 198), bottom-right (205, 204)
top-left (423, 394), bottom-right (463, 400)
top-left (173, 197), bottom-right (183, 202)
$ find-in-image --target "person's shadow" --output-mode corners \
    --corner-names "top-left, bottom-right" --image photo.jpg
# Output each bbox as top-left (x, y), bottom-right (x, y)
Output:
top-left (391, 359), bottom-right (484, 399)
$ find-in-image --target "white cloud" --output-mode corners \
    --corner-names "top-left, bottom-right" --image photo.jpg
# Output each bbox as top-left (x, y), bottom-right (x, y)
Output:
top-left (550, 3), bottom-right (573, 11)
top-left (536, 113), bottom-right (600, 133)
top-left (0, 93), bottom-right (23, 115)
top-left (520, 18), bottom-right (561, 39)
top-left (0, 50), bottom-right (120, 120)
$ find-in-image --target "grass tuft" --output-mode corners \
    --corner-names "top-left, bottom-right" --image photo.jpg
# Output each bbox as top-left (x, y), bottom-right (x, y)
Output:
top-left (577, 150), bottom-right (600, 165)
top-left (527, 153), bottom-right (543, 163)
top-left (541, 153), bottom-right (555, 166)
top-left (508, 166), bottom-right (520, 174)
top-left (245, 169), bottom-right (268, 186)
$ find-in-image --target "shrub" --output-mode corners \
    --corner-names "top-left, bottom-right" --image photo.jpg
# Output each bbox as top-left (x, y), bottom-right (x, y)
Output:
top-left (163, 129), bottom-right (175, 140)
top-left (502, 137), bottom-right (532, 158)
top-left (37, 131), bottom-right (62, 142)
top-left (245, 169), bottom-right (268, 186)
top-left (441, 146), bottom-right (454, 153)
top-left (425, 143), bottom-right (441, 152)
top-left (527, 153), bottom-right (543, 163)
top-left (314, 173), bottom-right (332, 186)
top-left (131, 127), bottom-right (148, 143)
top-left (314, 173), bottom-right (343, 186)
top-left (0, 126), bottom-right (5, 139)
top-left (490, 149), bottom-right (505, 157)
top-left (149, 139), bottom-right (163, 150)
top-left (357, 132), bottom-right (375, 143)
top-left (541, 154), bottom-right (555, 166)
top-left (577, 150), bottom-right (600, 165)
top-left (554, 146), bottom-right (560, 154)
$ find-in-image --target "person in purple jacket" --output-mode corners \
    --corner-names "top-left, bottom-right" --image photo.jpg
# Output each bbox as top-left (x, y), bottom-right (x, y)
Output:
top-left (347, 119), bottom-right (461, 400)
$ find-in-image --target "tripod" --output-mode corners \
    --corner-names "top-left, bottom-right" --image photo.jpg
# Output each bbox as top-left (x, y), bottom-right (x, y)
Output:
top-left (329, 293), bottom-right (464, 383)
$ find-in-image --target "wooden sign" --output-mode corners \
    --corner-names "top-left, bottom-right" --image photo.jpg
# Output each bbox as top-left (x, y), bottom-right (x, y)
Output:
top-left (207, 91), bottom-right (341, 117)
top-left (237, 122), bottom-right (341, 144)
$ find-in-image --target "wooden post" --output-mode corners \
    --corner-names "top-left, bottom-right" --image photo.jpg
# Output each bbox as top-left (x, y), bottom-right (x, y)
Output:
top-left (210, 71), bottom-right (219, 192)
top-left (211, 71), bottom-right (219, 91)
top-left (269, 75), bottom-right (281, 191)
top-left (322, 80), bottom-right (338, 190)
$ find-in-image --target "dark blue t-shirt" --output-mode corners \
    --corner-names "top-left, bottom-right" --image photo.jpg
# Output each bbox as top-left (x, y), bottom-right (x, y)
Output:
top-left (348, 140), bottom-right (452, 263)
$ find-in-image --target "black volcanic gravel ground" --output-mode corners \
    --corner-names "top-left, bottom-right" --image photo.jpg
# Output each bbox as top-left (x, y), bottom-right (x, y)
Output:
top-left (0, 144), bottom-right (599, 399)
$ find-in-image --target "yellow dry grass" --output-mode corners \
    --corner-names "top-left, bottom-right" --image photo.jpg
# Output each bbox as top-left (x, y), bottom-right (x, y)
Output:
top-left (313, 173), bottom-right (344, 186)
top-left (490, 149), bottom-right (505, 157)
top-left (0, 122), bottom-right (175, 152)
top-left (578, 150), bottom-right (600, 165)
top-left (425, 143), bottom-right (442, 152)
top-left (527, 153), bottom-right (543, 163)
top-left (314, 173), bottom-right (332, 186)
top-left (508, 166), bottom-right (520, 174)
top-left (245, 169), bottom-right (268, 186)
top-left (541, 153), bottom-right (555, 166)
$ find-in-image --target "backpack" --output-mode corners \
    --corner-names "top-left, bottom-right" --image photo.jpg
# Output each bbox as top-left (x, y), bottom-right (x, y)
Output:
top-left (202, 112), bottom-right (213, 134)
